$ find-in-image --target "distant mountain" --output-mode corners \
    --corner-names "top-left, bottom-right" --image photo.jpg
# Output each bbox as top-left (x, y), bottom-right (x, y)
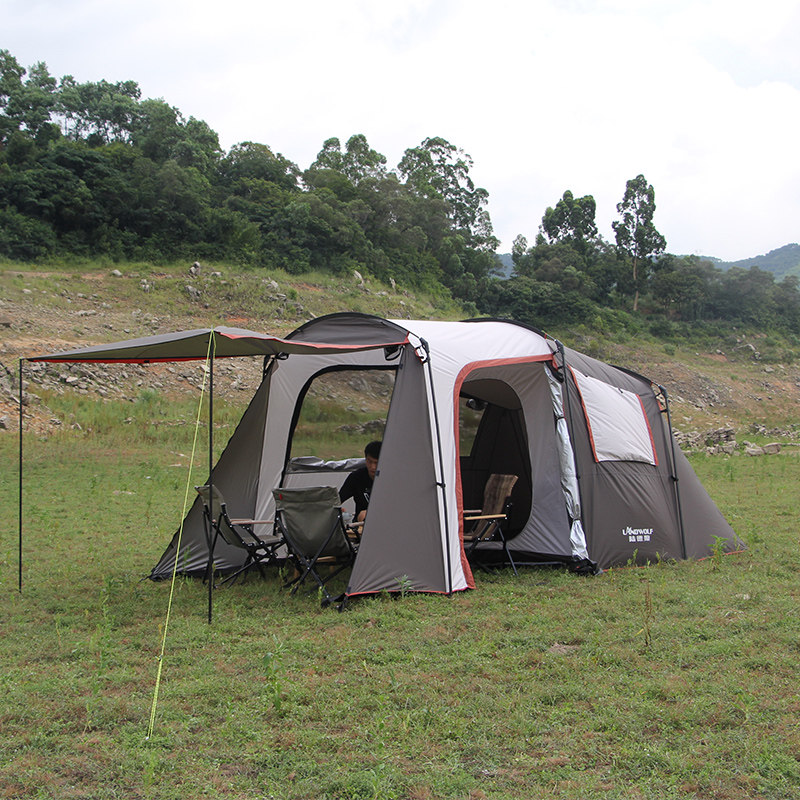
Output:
top-left (714, 243), bottom-right (800, 280)
top-left (495, 243), bottom-right (800, 282)
top-left (494, 252), bottom-right (514, 279)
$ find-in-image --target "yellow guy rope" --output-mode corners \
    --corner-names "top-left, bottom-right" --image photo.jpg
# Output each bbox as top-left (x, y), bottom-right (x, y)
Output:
top-left (146, 331), bottom-right (215, 740)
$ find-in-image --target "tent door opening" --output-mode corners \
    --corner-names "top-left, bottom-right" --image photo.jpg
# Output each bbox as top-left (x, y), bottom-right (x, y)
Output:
top-left (458, 378), bottom-right (532, 538)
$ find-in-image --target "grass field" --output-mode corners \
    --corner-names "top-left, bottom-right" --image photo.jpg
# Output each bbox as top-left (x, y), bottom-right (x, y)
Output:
top-left (1, 416), bottom-right (799, 799)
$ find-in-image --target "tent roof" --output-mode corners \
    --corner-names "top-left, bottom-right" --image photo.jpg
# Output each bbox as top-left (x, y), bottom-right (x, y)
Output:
top-left (26, 313), bottom-right (556, 366)
top-left (27, 319), bottom-right (412, 364)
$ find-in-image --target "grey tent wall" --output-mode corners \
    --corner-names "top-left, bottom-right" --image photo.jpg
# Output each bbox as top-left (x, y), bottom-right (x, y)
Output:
top-left (346, 348), bottom-right (447, 595)
top-left (561, 348), bottom-right (683, 566)
top-left (561, 346), bottom-right (737, 567)
top-left (149, 366), bottom-right (273, 578)
top-left (673, 445), bottom-right (740, 557)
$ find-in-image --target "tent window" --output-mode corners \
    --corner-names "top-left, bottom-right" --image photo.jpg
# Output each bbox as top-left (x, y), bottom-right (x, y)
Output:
top-left (289, 368), bottom-right (395, 461)
top-left (571, 368), bottom-right (657, 465)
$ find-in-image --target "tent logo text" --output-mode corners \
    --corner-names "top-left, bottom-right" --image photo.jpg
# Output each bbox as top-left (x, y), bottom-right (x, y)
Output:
top-left (623, 526), bottom-right (653, 543)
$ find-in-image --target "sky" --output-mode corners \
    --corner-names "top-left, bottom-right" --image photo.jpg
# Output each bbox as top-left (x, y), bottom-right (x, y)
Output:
top-left (4, 0), bottom-right (800, 261)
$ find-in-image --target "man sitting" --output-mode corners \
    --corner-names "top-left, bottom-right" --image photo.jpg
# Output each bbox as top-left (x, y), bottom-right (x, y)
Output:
top-left (339, 440), bottom-right (381, 522)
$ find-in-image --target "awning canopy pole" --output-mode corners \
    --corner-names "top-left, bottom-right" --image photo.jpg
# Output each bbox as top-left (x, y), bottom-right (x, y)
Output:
top-left (207, 336), bottom-right (215, 624)
top-left (18, 358), bottom-right (23, 593)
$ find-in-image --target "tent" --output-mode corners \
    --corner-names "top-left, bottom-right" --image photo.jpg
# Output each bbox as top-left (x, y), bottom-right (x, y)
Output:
top-left (28, 313), bottom-right (741, 599)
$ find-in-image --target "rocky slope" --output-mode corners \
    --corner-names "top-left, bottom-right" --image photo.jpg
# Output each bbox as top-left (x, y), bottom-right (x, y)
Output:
top-left (1, 265), bottom-right (799, 451)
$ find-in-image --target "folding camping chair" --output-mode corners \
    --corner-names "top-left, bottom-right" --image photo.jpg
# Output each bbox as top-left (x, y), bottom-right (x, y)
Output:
top-left (272, 486), bottom-right (357, 605)
top-left (196, 485), bottom-right (283, 586)
top-left (463, 473), bottom-right (519, 575)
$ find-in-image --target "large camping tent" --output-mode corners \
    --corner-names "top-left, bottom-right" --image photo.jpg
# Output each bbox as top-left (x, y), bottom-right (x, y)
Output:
top-left (28, 313), bottom-right (741, 598)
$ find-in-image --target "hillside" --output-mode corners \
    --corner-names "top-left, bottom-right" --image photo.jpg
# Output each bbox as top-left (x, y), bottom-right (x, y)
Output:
top-left (1, 262), bottom-right (798, 447)
top-left (715, 242), bottom-right (800, 279)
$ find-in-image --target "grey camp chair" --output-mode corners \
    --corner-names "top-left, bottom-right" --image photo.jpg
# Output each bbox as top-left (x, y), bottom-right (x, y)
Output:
top-left (196, 485), bottom-right (283, 586)
top-left (463, 473), bottom-right (519, 575)
top-left (272, 486), bottom-right (357, 605)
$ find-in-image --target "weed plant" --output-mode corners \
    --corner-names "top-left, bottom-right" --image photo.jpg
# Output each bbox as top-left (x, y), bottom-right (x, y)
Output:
top-left (1, 422), bottom-right (799, 799)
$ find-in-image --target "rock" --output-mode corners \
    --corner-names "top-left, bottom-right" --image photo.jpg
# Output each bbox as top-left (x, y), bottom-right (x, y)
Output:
top-left (0, 416), bottom-right (8, 429)
top-left (189, 261), bottom-right (201, 276)
top-left (110, 269), bottom-right (123, 277)
top-left (736, 342), bottom-right (759, 358)
top-left (186, 285), bottom-right (201, 300)
top-left (745, 445), bottom-right (764, 456)
top-left (762, 442), bottom-right (782, 454)
top-left (353, 270), bottom-right (364, 285)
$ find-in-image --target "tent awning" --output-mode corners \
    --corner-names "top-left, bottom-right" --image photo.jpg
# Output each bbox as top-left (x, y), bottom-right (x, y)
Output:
top-left (27, 325), bottom-right (411, 364)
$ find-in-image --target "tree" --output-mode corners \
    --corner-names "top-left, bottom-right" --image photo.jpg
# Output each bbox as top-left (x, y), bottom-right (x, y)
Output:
top-left (0, 53), bottom-right (59, 145)
top-left (398, 136), bottom-right (496, 250)
top-left (221, 142), bottom-right (299, 190)
top-left (651, 255), bottom-right (709, 319)
top-left (56, 76), bottom-right (141, 144)
top-left (308, 134), bottom-right (387, 186)
top-left (540, 190), bottom-right (598, 253)
top-left (612, 174), bottom-right (666, 311)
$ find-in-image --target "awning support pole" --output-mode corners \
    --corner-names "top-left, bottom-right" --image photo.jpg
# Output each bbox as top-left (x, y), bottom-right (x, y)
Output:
top-left (18, 358), bottom-right (23, 593)
top-left (207, 334), bottom-right (216, 624)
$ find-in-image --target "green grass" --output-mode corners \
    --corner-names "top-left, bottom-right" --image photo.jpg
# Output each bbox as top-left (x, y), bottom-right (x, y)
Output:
top-left (1, 424), bottom-right (799, 798)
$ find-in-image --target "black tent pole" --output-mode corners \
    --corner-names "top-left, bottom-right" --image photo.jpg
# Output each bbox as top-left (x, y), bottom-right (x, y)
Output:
top-left (207, 335), bottom-right (215, 624)
top-left (658, 384), bottom-right (687, 560)
top-left (18, 358), bottom-right (23, 593)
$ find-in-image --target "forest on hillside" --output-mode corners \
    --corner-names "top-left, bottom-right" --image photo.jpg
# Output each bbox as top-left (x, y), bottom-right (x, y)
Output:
top-left (1, 49), bottom-right (799, 335)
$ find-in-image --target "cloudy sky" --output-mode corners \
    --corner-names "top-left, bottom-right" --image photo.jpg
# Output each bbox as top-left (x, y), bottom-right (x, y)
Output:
top-left (4, 0), bottom-right (799, 260)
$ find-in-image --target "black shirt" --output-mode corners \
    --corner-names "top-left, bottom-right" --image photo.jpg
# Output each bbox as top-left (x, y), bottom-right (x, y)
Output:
top-left (339, 467), bottom-right (373, 518)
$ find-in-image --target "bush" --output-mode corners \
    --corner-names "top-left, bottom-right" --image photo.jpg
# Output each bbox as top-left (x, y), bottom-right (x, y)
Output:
top-left (0, 208), bottom-right (57, 260)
